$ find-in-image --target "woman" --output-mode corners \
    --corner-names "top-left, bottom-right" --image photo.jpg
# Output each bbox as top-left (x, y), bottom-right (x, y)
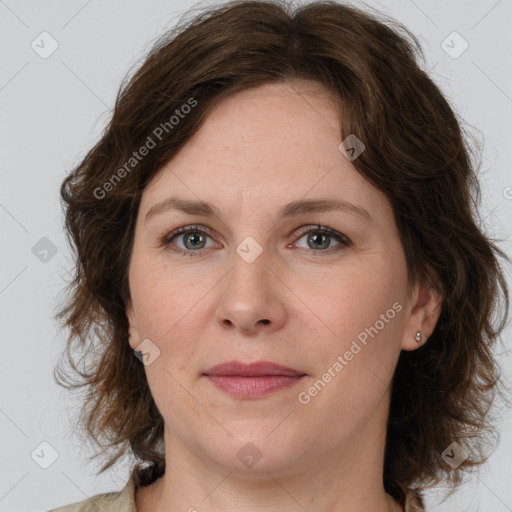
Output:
top-left (49, 1), bottom-right (510, 511)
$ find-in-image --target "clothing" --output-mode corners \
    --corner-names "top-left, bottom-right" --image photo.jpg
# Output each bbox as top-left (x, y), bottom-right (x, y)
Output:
top-left (47, 463), bottom-right (425, 511)
top-left (47, 467), bottom-right (138, 512)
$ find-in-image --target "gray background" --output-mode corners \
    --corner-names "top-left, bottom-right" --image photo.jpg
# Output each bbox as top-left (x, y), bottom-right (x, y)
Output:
top-left (0, 0), bottom-right (511, 510)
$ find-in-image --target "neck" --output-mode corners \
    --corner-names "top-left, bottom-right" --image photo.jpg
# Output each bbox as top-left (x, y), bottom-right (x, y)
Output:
top-left (135, 399), bottom-right (403, 512)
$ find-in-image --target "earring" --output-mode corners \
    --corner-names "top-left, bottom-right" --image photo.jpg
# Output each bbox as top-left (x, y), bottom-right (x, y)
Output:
top-left (415, 331), bottom-right (421, 343)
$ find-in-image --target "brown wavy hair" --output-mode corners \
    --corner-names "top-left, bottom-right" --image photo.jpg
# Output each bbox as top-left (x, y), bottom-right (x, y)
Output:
top-left (54, 0), bottom-right (510, 506)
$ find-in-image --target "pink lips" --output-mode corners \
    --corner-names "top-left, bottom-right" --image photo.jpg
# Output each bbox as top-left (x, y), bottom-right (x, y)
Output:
top-left (203, 360), bottom-right (306, 399)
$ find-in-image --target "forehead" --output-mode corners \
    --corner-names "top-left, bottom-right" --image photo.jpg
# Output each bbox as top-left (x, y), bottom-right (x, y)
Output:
top-left (196, 79), bottom-right (342, 146)
top-left (139, 80), bottom-right (389, 223)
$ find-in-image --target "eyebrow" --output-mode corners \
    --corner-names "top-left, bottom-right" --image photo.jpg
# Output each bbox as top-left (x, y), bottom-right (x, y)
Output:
top-left (145, 197), bottom-right (373, 224)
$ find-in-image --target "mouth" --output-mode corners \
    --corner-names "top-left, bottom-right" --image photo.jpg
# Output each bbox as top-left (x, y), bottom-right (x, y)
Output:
top-left (203, 360), bottom-right (307, 399)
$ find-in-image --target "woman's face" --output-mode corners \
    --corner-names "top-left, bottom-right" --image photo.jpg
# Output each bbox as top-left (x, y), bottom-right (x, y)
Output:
top-left (126, 79), bottom-right (436, 477)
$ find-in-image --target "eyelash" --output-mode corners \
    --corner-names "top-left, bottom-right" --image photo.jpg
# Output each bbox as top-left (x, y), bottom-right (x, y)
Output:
top-left (158, 224), bottom-right (351, 257)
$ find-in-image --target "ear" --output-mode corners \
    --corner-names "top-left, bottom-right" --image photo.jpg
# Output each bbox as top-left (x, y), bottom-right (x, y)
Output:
top-left (125, 298), bottom-right (142, 351)
top-left (401, 276), bottom-right (442, 351)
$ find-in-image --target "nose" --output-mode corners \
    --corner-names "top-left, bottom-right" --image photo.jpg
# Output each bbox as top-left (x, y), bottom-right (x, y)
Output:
top-left (214, 245), bottom-right (287, 336)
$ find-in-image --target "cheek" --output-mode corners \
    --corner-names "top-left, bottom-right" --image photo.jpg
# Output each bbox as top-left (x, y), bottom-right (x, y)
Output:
top-left (132, 267), bottom-right (204, 414)
top-left (298, 280), bottom-right (405, 440)
top-left (129, 254), bottom-right (195, 337)
top-left (129, 261), bottom-right (215, 380)
top-left (311, 262), bottom-right (403, 340)
top-left (302, 263), bottom-right (406, 401)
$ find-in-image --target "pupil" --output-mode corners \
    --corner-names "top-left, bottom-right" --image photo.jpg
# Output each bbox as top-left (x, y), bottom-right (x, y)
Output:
top-left (186, 233), bottom-right (204, 249)
top-left (310, 232), bottom-right (328, 250)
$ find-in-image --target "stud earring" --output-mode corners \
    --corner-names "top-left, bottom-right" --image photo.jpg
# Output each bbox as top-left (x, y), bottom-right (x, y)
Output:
top-left (415, 331), bottom-right (422, 343)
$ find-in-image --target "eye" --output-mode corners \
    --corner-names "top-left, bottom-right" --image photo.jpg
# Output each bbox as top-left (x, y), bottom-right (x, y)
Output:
top-left (292, 225), bottom-right (351, 254)
top-left (159, 224), bottom-right (351, 257)
top-left (159, 225), bottom-right (217, 257)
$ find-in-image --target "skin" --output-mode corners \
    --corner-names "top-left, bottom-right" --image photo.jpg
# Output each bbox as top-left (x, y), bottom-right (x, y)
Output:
top-left (125, 79), bottom-right (442, 512)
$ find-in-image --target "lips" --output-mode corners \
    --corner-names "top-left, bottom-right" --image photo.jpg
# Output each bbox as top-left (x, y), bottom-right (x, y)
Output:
top-left (203, 360), bottom-right (305, 377)
top-left (203, 360), bottom-right (306, 399)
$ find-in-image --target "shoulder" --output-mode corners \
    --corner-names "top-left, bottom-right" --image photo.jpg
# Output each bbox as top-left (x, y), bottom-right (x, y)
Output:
top-left (47, 475), bottom-right (136, 512)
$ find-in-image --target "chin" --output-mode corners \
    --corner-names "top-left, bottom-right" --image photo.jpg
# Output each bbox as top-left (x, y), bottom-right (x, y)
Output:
top-left (201, 429), bottom-right (306, 477)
